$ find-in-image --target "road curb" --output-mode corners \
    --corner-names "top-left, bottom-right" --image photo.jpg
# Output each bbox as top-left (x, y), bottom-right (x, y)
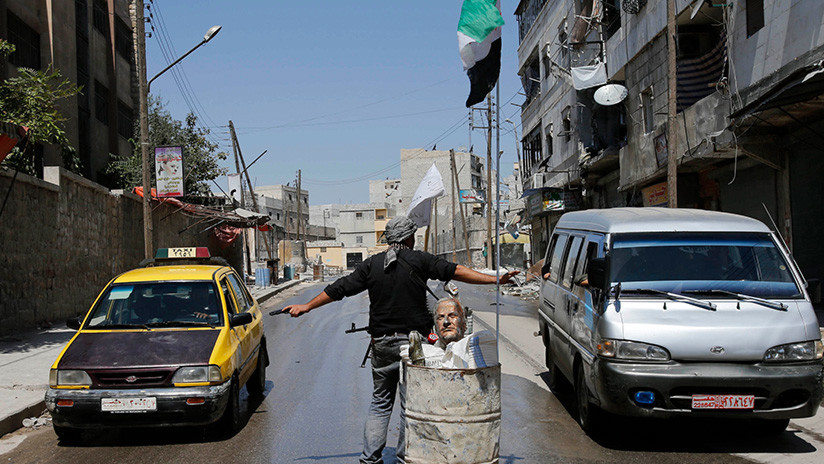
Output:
top-left (0, 399), bottom-right (45, 439)
top-left (254, 279), bottom-right (304, 304)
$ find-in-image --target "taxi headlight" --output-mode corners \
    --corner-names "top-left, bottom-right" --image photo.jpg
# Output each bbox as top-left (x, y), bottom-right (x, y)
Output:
top-left (172, 365), bottom-right (222, 384)
top-left (597, 339), bottom-right (670, 361)
top-left (51, 369), bottom-right (92, 387)
top-left (764, 341), bottom-right (824, 362)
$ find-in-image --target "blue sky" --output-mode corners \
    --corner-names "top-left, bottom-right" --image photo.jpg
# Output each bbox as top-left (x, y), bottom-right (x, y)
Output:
top-left (145, 1), bottom-right (523, 205)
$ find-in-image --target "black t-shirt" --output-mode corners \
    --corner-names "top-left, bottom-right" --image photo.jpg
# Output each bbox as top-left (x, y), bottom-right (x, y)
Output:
top-left (324, 248), bottom-right (457, 336)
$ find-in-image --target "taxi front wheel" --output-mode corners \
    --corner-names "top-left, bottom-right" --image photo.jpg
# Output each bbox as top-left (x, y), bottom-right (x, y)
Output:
top-left (247, 347), bottom-right (267, 398)
top-left (214, 375), bottom-right (241, 438)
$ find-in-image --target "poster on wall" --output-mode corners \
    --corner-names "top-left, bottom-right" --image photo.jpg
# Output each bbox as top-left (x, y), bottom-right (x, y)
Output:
top-left (642, 181), bottom-right (668, 207)
top-left (654, 133), bottom-right (668, 169)
top-left (155, 146), bottom-right (184, 198)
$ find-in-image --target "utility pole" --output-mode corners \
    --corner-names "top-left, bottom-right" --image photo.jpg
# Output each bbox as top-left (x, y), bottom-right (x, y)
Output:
top-left (450, 149), bottom-right (471, 266)
top-left (486, 93), bottom-right (493, 269)
top-left (297, 169), bottom-right (306, 241)
top-left (229, 121), bottom-right (252, 276)
top-left (667, 0), bottom-right (678, 208)
top-left (229, 121), bottom-right (272, 260)
top-left (433, 197), bottom-right (438, 256)
top-left (450, 152), bottom-right (458, 263)
top-left (132, 0), bottom-right (152, 259)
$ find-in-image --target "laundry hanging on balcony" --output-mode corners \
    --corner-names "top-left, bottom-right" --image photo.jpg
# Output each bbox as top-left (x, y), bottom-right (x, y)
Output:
top-left (677, 34), bottom-right (727, 111)
top-left (571, 61), bottom-right (607, 90)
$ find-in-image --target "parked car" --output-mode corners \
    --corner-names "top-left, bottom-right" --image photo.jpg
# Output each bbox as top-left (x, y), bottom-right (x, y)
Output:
top-left (538, 208), bottom-right (823, 436)
top-left (46, 248), bottom-right (268, 443)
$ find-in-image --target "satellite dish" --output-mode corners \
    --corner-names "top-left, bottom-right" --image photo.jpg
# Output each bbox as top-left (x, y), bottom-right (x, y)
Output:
top-left (594, 84), bottom-right (628, 106)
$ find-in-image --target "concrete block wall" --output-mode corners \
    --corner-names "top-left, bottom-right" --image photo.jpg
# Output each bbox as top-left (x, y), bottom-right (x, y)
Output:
top-left (0, 167), bottom-right (239, 334)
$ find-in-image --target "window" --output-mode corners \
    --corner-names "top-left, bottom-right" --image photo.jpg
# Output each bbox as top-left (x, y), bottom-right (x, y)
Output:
top-left (561, 236), bottom-right (584, 289)
top-left (356, 235), bottom-right (363, 244)
top-left (641, 88), bottom-right (654, 134)
top-left (84, 282), bottom-right (222, 327)
top-left (92, 0), bottom-right (109, 36)
top-left (377, 213), bottom-right (385, 220)
top-left (117, 100), bottom-right (133, 139)
top-left (544, 123), bottom-right (553, 159)
top-left (288, 194), bottom-right (293, 201)
top-left (602, 0), bottom-right (621, 40)
top-left (746, 0), bottom-right (764, 37)
top-left (558, 20), bottom-right (568, 68)
top-left (114, 17), bottom-right (132, 60)
top-left (7, 12), bottom-right (41, 70)
top-left (320, 247), bottom-right (327, 252)
top-left (226, 273), bottom-right (251, 312)
top-left (522, 126), bottom-right (543, 175)
top-left (94, 81), bottom-right (109, 124)
top-left (561, 107), bottom-right (572, 143)
top-left (220, 279), bottom-right (238, 315)
top-left (355, 212), bottom-right (363, 219)
top-left (544, 234), bottom-right (569, 282)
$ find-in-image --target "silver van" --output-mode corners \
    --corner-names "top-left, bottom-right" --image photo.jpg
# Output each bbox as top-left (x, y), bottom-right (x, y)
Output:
top-left (538, 207), bottom-right (823, 435)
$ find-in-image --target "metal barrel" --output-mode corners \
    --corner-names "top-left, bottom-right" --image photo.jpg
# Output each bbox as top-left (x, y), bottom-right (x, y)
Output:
top-left (404, 363), bottom-right (501, 464)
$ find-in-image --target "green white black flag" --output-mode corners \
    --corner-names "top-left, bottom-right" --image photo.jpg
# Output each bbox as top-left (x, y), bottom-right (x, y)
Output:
top-left (458, 0), bottom-right (504, 107)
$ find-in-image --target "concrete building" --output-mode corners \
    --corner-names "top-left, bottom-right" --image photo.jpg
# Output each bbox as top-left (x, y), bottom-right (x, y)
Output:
top-left (369, 178), bottom-right (402, 216)
top-left (338, 203), bottom-right (389, 266)
top-left (400, 148), bottom-right (494, 266)
top-left (514, 0), bottom-right (824, 294)
top-left (1, 0), bottom-right (136, 183)
top-left (255, 184), bottom-right (310, 239)
top-left (309, 203), bottom-right (342, 236)
top-left (306, 239), bottom-right (343, 270)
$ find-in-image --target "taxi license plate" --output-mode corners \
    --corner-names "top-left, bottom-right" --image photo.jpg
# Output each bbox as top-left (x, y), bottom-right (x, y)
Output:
top-left (691, 394), bottom-right (755, 410)
top-left (101, 397), bottom-right (157, 412)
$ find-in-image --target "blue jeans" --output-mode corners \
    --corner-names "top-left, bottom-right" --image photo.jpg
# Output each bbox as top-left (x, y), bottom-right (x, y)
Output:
top-left (360, 335), bottom-right (407, 464)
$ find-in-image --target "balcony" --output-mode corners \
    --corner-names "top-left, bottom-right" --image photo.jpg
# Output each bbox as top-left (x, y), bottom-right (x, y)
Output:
top-left (515, 0), bottom-right (548, 44)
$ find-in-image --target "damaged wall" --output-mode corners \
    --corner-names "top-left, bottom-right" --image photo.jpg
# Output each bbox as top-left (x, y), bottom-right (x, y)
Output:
top-left (0, 167), bottom-right (241, 334)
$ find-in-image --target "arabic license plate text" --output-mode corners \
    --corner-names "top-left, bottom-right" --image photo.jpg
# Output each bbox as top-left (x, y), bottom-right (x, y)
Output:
top-left (691, 394), bottom-right (755, 409)
top-left (101, 397), bottom-right (157, 412)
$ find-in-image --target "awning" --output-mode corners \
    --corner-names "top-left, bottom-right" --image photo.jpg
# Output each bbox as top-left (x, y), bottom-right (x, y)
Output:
top-left (730, 62), bottom-right (824, 123)
top-left (132, 186), bottom-right (270, 228)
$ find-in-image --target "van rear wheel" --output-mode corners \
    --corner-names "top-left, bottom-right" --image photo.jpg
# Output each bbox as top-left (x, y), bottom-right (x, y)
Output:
top-left (544, 337), bottom-right (564, 392)
top-left (574, 365), bottom-right (602, 437)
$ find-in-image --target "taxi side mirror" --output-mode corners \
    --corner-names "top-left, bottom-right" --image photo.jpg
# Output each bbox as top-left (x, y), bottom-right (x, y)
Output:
top-left (66, 317), bottom-right (81, 330)
top-left (230, 312), bottom-right (253, 327)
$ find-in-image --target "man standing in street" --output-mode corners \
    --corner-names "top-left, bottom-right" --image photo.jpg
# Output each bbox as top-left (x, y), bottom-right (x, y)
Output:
top-left (281, 216), bottom-right (518, 464)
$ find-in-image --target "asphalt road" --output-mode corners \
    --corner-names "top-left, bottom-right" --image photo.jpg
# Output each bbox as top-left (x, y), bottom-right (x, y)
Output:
top-left (0, 281), bottom-right (819, 463)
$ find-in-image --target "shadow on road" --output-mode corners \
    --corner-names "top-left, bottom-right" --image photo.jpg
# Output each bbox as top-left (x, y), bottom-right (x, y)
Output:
top-left (56, 379), bottom-right (274, 447)
top-left (537, 372), bottom-right (818, 455)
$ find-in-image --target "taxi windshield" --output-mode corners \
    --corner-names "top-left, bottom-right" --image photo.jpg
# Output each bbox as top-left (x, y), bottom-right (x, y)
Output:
top-left (610, 232), bottom-right (801, 299)
top-left (85, 282), bottom-right (223, 328)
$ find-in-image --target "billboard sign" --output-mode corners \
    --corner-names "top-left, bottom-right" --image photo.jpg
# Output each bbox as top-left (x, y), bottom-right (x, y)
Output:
top-left (155, 146), bottom-right (184, 198)
top-left (459, 189), bottom-right (486, 203)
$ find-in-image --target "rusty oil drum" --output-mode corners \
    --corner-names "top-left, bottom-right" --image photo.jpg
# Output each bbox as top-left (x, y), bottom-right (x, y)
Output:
top-left (403, 363), bottom-right (501, 464)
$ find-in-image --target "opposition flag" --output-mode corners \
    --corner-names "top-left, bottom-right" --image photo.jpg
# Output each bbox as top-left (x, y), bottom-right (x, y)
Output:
top-left (407, 163), bottom-right (445, 228)
top-left (458, 0), bottom-right (504, 107)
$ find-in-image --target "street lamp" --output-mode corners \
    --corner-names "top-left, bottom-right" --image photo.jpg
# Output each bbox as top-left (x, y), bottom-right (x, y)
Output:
top-left (134, 1), bottom-right (222, 258)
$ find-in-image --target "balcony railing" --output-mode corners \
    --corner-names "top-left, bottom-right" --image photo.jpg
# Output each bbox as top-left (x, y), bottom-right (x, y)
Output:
top-left (515, 0), bottom-right (548, 43)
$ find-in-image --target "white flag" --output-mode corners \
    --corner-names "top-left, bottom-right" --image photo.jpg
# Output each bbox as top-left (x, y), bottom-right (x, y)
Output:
top-left (407, 163), bottom-right (445, 228)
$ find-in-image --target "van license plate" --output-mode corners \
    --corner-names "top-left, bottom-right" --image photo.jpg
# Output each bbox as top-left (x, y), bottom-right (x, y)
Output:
top-left (691, 395), bottom-right (754, 409)
top-left (101, 397), bottom-right (157, 412)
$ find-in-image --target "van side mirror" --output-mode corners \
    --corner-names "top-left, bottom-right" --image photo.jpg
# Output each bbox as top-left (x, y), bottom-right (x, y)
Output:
top-left (230, 312), bottom-right (253, 327)
top-left (66, 317), bottom-right (81, 330)
top-left (587, 257), bottom-right (608, 291)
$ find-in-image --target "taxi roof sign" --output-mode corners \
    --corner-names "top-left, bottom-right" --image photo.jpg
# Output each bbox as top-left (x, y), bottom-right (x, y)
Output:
top-left (155, 247), bottom-right (211, 259)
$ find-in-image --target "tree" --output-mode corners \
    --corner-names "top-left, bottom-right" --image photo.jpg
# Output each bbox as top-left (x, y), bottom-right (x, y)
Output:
top-left (106, 96), bottom-right (228, 197)
top-left (0, 40), bottom-right (81, 175)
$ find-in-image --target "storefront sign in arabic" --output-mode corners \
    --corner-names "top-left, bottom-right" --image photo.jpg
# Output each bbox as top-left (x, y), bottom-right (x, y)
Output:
top-left (155, 146), bottom-right (184, 198)
top-left (526, 188), bottom-right (580, 218)
top-left (459, 189), bottom-right (486, 203)
top-left (642, 181), bottom-right (668, 207)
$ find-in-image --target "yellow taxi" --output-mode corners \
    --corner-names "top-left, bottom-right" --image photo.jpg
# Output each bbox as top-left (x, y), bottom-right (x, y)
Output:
top-left (45, 248), bottom-right (267, 442)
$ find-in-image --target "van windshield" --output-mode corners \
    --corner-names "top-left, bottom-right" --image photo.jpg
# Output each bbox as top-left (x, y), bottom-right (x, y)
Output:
top-left (610, 232), bottom-right (801, 298)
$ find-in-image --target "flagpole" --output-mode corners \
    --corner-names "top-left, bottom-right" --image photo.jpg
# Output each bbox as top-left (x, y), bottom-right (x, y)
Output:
top-left (494, 84), bottom-right (501, 360)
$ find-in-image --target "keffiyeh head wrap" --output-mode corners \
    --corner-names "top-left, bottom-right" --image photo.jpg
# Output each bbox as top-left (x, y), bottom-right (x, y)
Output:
top-left (384, 216), bottom-right (417, 244)
top-left (384, 216), bottom-right (417, 271)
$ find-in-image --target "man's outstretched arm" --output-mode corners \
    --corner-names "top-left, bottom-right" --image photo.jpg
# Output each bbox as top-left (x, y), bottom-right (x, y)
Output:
top-left (452, 265), bottom-right (519, 285)
top-left (281, 291), bottom-right (334, 317)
